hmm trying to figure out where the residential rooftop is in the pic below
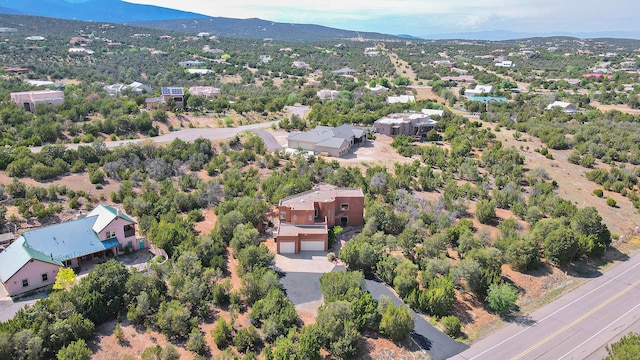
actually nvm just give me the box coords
[280,184,364,210]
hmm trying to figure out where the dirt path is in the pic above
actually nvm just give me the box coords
[388,52,418,84]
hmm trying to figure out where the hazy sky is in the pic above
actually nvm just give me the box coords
[124,0,637,36]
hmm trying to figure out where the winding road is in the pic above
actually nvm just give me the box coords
[451,251,640,360]
[31,121,280,152]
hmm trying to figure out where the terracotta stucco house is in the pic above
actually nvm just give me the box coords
[276,184,364,254]
[0,205,140,297]
[374,112,438,137]
[10,90,64,112]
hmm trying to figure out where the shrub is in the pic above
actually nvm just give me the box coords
[607,197,617,207]
[212,318,232,349]
[114,323,125,343]
[57,339,92,360]
[186,328,208,355]
[440,315,462,337]
[593,189,604,197]
[233,326,260,353]
[486,283,519,314]
[475,199,496,224]
[379,298,414,341]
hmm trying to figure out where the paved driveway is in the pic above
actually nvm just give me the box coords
[366,279,468,360]
[274,252,338,314]
[251,129,284,151]
[275,253,467,359]
[0,289,46,322]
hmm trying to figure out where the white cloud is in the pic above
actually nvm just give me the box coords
[123,0,640,35]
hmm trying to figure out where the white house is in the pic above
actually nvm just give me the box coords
[69,48,94,55]
[387,95,416,104]
[495,60,515,68]
[465,85,494,97]
[546,101,577,113]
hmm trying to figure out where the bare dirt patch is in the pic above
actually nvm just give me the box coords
[194,208,217,235]
[411,87,445,103]
[590,101,640,115]
[90,320,196,360]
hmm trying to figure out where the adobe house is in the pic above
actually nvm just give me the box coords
[374,112,438,137]
[0,205,140,297]
[276,184,364,254]
[10,90,64,112]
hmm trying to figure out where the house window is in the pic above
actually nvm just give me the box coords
[280,211,287,220]
[340,217,348,224]
[22,279,29,288]
[106,230,116,239]
[314,209,319,217]
[124,224,135,238]
[340,203,349,211]
[309,215,313,222]
[42,273,48,282]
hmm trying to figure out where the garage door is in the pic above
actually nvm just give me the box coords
[300,240,325,251]
[279,242,296,254]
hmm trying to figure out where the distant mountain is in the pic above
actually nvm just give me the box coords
[0,0,206,22]
[426,29,640,41]
[130,17,405,42]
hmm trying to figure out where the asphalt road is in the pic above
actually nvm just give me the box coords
[31,121,279,152]
[451,252,640,360]
[366,279,469,360]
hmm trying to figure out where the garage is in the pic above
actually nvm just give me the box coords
[300,240,325,252]
[279,242,296,254]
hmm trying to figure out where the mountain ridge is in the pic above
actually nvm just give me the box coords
[128,17,406,41]
[0,0,207,22]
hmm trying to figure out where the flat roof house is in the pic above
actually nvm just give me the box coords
[276,184,364,254]
[374,112,438,137]
[104,82,151,97]
[0,205,140,297]
[317,89,340,101]
[68,48,94,56]
[10,90,64,112]
[287,124,367,157]
[332,67,356,76]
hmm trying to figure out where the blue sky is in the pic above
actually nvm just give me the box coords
[124,0,638,37]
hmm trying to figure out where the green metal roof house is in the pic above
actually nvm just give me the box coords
[0,205,139,297]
